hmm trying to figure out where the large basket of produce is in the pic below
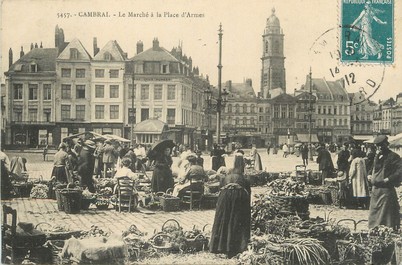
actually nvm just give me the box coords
[35,222,81,240]
[59,186,82,214]
[160,194,181,212]
[308,171,322,186]
[150,233,174,252]
[29,183,49,199]
[270,196,309,215]
[182,229,209,252]
[328,186,339,205]
[95,187,113,210]
[12,181,34,197]
[54,184,68,211]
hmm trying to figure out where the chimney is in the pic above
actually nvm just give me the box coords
[188,56,192,70]
[123,52,128,59]
[227,80,232,91]
[246,78,252,87]
[136,41,143,54]
[93,37,99,56]
[20,46,24,58]
[55,25,59,47]
[30,43,34,50]
[206,75,209,81]
[40,42,43,48]
[152,38,159,50]
[35,43,38,48]
[9,48,13,68]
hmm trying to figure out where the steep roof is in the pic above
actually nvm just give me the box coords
[303,75,348,102]
[130,46,179,62]
[226,81,256,101]
[6,48,58,74]
[133,119,167,134]
[93,40,126,61]
[57,38,91,60]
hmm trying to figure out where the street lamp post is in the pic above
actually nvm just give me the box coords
[308,67,314,161]
[216,23,224,145]
[131,68,135,146]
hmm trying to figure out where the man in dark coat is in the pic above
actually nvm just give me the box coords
[301,144,309,166]
[77,140,96,192]
[316,143,335,185]
[337,143,351,173]
[368,135,402,230]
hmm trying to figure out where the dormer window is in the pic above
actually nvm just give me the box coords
[104,52,111,61]
[70,48,79,59]
[162,64,168,74]
[30,62,37,72]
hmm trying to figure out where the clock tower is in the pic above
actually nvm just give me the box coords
[260,8,286,98]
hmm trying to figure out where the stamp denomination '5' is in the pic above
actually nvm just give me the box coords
[341,0,394,63]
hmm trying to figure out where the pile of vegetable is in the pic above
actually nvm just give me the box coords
[267,178,306,196]
[30,184,49,198]
[80,225,110,239]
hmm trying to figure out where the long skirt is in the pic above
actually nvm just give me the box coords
[209,188,251,257]
[254,154,263,171]
[369,187,400,230]
[151,164,174,193]
[52,166,68,183]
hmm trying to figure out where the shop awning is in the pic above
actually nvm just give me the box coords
[133,119,167,134]
[296,134,319,143]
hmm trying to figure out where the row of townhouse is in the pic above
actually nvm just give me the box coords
[4,26,211,148]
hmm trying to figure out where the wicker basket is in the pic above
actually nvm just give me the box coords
[150,233,174,252]
[336,240,365,264]
[183,234,209,252]
[308,171,322,186]
[318,190,332,205]
[270,195,309,215]
[59,188,82,214]
[328,186,339,206]
[160,195,181,212]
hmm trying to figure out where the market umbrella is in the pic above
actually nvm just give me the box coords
[104,134,131,143]
[389,133,402,147]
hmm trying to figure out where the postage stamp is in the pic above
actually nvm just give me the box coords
[340,0,394,63]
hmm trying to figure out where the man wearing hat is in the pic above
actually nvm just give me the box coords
[368,135,402,230]
[102,139,119,178]
[77,140,96,192]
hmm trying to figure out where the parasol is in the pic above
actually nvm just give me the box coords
[150,139,176,153]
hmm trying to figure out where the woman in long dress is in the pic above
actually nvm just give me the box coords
[151,148,174,193]
[349,150,369,209]
[51,143,70,183]
[250,146,263,171]
[209,152,251,258]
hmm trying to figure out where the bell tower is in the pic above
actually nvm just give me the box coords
[260,8,286,98]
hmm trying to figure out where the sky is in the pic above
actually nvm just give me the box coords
[1,0,401,102]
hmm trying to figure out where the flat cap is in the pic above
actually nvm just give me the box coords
[373,135,388,144]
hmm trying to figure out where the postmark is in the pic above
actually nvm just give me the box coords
[340,0,394,63]
[310,27,386,105]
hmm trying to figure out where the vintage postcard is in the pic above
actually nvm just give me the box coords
[1,0,402,264]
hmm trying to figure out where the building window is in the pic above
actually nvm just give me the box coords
[162,64,168,74]
[228,104,232,113]
[110,105,119,119]
[13,110,22,121]
[43,84,51,100]
[242,117,247,125]
[154,85,163,100]
[76,85,86,99]
[265,41,268,53]
[104,52,111,61]
[61,105,71,120]
[251,105,255,113]
[167,109,175,124]
[61,68,71,77]
[344,119,348,126]
[317,106,321,114]
[128,108,136,124]
[128,84,136,99]
[242,104,247,113]
[235,104,240,114]
[95,85,104,98]
[328,106,332,114]
[274,106,279,118]
[13,84,23,100]
[76,105,85,120]
[141,85,149,100]
[289,108,294,118]
[95,69,104,78]
[251,117,255,125]
[334,106,337,115]
[28,109,37,121]
[339,119,342,125]
[70,48,79,59]
[167,85,176,100]
[334,119,337,126]
[76,69,85,78]
[141,108,149,121]
[109,69,119,78]
[30,63,37,73]
[259,116,263,122]
[323,106,326,114]
[281,106,286,118]
[110,85,119,98]
[61,84,71,99]
[29,84,38,100]
[259,107,263,113]
[43,109,51,122]
[95,105,104,119]
[154,108,162,118]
